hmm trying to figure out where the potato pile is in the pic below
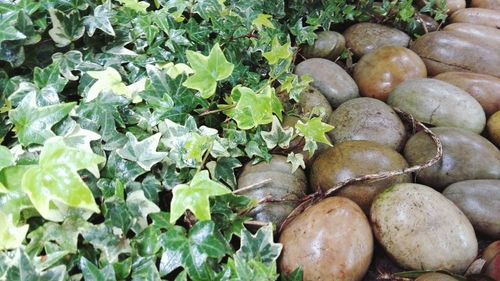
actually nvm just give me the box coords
[237,1,500,280]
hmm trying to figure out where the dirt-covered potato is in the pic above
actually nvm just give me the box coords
[353,46,427,102]
[443,23,500,49]
[434,71,500,117]
[302,31,345,60]
[443,180,500,238]
[237,155,307,227]
[411,31,500,78]
[450,8,500,28]
[279,197,373,281]
[387,78,486,133]
[327,97,407,151]
[310,140,411,213]
[298,86,333,121]
[404,127,500,190]
[371,183,478,273]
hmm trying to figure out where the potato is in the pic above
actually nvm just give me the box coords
[443,180,500,238]
[434,72,500,117]
[344,23,410,58]
[279,197,373,281]
[298,86,333,121]
[302,31,345,60]
[416,273,460,281]
[371,183,478,273]
[310,140,411,213]
[327,97,407,151]
[483,241,500,264]
[237,155,307,227]
[443,23,500,49]
[483,254,500,280]
[471,0,500,10]
[387,78,486,133]
[411,31,500,77]
[353,46,427,102]
[450,8,500,28]
[404,127,500,190]
[487,112,500,147]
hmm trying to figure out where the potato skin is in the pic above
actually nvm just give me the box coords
[450,8,500,28]
[279,197,373,281]
[371,183,478,273]
[471,0,500,10]
[443,23,500,49]
[487,112,500,147]
[415,273,460,281]
[411,31,500,78]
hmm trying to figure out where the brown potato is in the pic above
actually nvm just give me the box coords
[371,183,478,273]
[416,273,460,281]
[450,8,500,28]
[237,155,307,227]
[279,197,373,281]
[483,254,500,280]
[411,31,500,77]
[443,23,500,48]
[327,97,407,151]
[487,112,500,147]
[298,86,333,121]
[302,31,345,60]
[471,0,500,10]
[344,23,410,58]
[443,180,500,238]
[310,140,411,213]
[404,127,500,190]
[353,46,426,102]
[434,72,500,117]
[483,241,500,264]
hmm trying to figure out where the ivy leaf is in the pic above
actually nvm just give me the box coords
[9,92,75,146]
[80,257,117,281]
[170,170,231,223]
[118,0,150,13]
[159,221,228,279]
[0,146,14,171]
[86,67,146,103]
[286,152,305,173]
[262,37,292,65]
[182,43,234,99]
[261,116,293,149]
[289,19,318,45]
[126,190,161,233]
[0,211,29,250]
[252,14,274,30]
[33,63,68,93]
[21,137,105,221]
[0,249,68,281]
[0,12,27,44]
[48,8,84,47]
[117,132,167,171]
[295,117,333,145]
[84,1,115,37]
[213,157,241,188]
[82,224,132,263]
[62,124,101,154]
[226,86,276,130]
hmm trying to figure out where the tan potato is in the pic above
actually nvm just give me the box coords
[443,180,500,238]
[434,72,500,117]
[404,127,500,190]
[298,86,333,121]
[279,197,373,281]
[483,241,500,264]
[471,0,500,10]
[371,183,478,273]
[450,8,500,28]
[302,31,345,60]
[327,97,407,151]
[411,31,500,78]
[416,273,460,281]
[487,112,500,147]
[310,140,411,213]
[344,23,410,58]
[387,78,486,133]
[354,46,427,102]
[237,155,307,227]
[443,23,500,48]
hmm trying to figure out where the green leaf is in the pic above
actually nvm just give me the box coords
[0,12,27,44]
[212,157,241,188]
[21,137,105,221]
[0,146,14,171]
[86,67,146,103]
[183,43,234,99]
[0,211,29,250]
[295,117,333,146]
[170,170,231,223]
[260,116,293,149]
[289,19,318,45]
[159,221,228,279]
[0,249,68,281]
[33,64,68,93]
[48,8,84,47]
[117,132,167,171]
[252,14,274,30]
[226,86,275,130]
[80,257,117,281]
[126,190,161,233]
[84,1,115,37]
[82,224,132,263]
[118,0,150,13]
[9,92,75,146]
[286,152,305,173]
[262,37,292,65]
